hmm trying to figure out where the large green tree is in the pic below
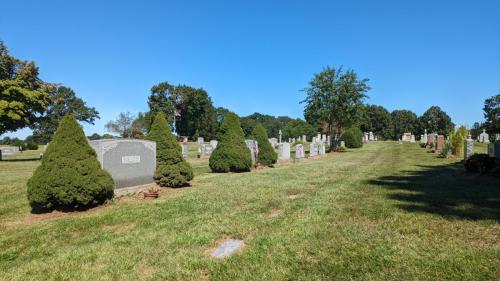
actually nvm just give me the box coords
[419,106,454,135]
[360,104,393,140]
[391,110,419,139]
[240,113,292,139]
[31,86,99,143]
[148,82,178,129]
[482,93,499,135]
[282,119,316,140]
[302,66,370,147]
[175,86,217,140]
[0,41,50,134]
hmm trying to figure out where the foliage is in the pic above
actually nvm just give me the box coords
[175,86,217,140]
[451,126,468,156]
[148,82,177,128]
[302,66,370,141]
[209,112,252,172]
[340,126,363,148]
[482,93,499,135]
[215,107,232,129]
[464,154,496,173]
[105,112,144,138]
[88,133,102,140]
[0,41,51,134]
[391,110,419,139]
[240,113,292,139]
[419,106,454,135]
[360,104,393,140]
[282,119,316,140]
[470,122,483,140]
[27,115,114,210]
[251,124,277,166]
[146,112,193,187]
[32,86,99,143]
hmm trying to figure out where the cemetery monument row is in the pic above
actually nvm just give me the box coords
[90,139,156,189]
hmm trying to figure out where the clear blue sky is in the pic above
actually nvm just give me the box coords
[2,0,499,138]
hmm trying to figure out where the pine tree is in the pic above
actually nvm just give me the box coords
[146,112,193,187]
[209,112,252,172]
[27,115,114,210]
[251,123,277,166]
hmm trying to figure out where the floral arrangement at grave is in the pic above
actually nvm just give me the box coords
[27,115,114,210]
[209,112,252,172]
[146,112,193,187]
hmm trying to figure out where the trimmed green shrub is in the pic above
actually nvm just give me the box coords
[340,127,363,148]
[251,124,277,167]
[146,112,193,187]
[209,112,252,172]
[26,141,38,150]
[464,154,496,173]
[27,115,114,210]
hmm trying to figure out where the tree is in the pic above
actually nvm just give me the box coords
[148,82,178,129]
[391,110,419,139]
[146,112,193,187]
[215,107,231,129]
[27,115,114,210]
[451,125,468,157]
[470,122,483,140]
[419,106,454,135]
[31,86,99,143]
[302,66,370,147]
[240,113,291,139]
[340,126,363,148]
[251,124,277,166]
[240,117,257,137]
[482,93,499,135]
[209,112,252,172]
[360,104,393,140]
[282,119,316,140]
[105,112,144,138]
[175,86,217,140]
[0,41,53,134]
[88,133,102,140]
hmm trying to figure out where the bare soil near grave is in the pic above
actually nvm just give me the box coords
[0,142,498,280]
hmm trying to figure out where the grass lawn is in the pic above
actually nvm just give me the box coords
[0,142,498,280]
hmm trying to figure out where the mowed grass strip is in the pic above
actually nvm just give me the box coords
[0,142,498,280]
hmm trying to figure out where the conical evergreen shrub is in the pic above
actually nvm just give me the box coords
[146,112,193,187]
[251,123,277,167]
[209,112,252,172]
[27,115,114,210]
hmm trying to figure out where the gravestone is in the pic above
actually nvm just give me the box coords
[295,144,305,160]
[211,239,244,259]
[181,142,189,159]
[309,142,319,157]
[268,138,278,148]
[210,140,218,149]
[435,135,445,154]
[0,146,19,156]
[278,142,290,161]
[321,134,326,143]
[464,137,474,160]
[198,144,214,158]
[369,132,374,141]
[422,129,428,144]
[245,140,259,165]
[90,139,156,189]
[410,135,415,143]
[427,133,436,146]
[340,141,345,148]
[495,141,500,163]
[327,135,331,144]
[197,137,204,145]
[402,133,412,142]
[303,135,307,142]
[479,129,489,143]
[488,142,495,157]
[319,142,326,155]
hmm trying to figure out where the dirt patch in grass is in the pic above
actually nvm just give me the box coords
[199,269,211,280]
[137,262,155,279]
[267,208,283,218]
[101,222,137,234]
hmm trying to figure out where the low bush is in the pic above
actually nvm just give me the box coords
[146,112,193,187]
[209,113,252,172]
[27,115,114,210]
[464,154,496,173]
[340,127,363,148]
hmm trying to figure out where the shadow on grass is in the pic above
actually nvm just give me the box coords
[367,162,500,221]
[1,158,41,162]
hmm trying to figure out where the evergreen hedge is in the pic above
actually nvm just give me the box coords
[340,127,363,148]
[147,112,193,187]
[27,115,114,210]
[251,123,277,166]
[209,112,252,172]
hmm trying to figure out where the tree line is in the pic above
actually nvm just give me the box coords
[2,39,498,144]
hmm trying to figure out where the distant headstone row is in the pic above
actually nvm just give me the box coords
[196,137,218,158]
[363,131,378,143]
